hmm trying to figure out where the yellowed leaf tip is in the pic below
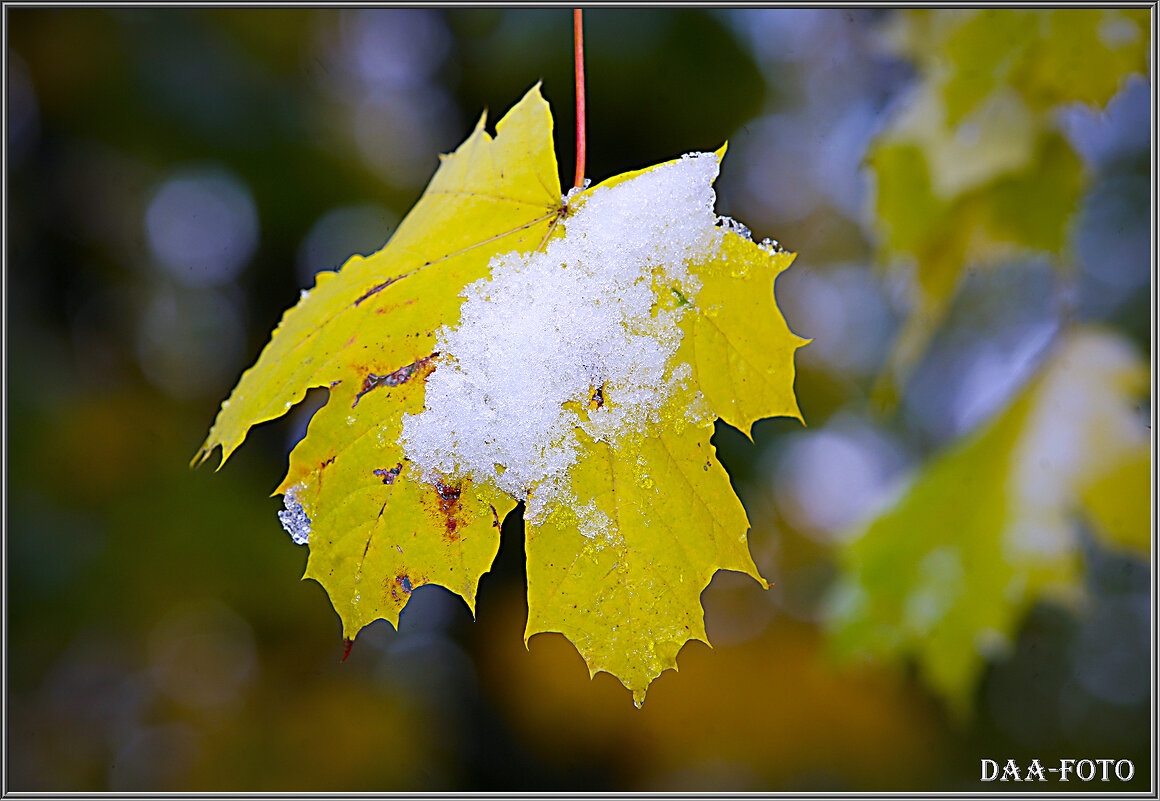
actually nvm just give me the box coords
[190,442,223,471]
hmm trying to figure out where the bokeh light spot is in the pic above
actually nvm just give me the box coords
[145,167,259,287]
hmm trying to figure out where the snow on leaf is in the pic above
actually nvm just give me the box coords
[195,83,557,635]
[687,232,805,438]
[275,365,518,635]
[525,406,765,708]
[193,83,562,468]
[826,327,1149,716]
[403,149,805,704]
[196,85,806,704]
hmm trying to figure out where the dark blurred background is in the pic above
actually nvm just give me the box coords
[7,8,1151,791]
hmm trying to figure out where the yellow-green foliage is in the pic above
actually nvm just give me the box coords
[828,328,1150,715]
[870,8,1149,380]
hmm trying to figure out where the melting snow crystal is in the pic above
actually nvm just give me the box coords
[278,485,312,545]
[400,152,725,528]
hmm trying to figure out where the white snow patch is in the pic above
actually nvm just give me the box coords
[400,153,724,532]
[575,501,624,553]
[278,484,312,545]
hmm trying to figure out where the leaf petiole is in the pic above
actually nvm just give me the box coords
[573,8,586,190]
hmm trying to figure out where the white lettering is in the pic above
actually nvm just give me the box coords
[980,757,1133,783]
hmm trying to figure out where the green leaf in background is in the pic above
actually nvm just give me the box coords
[897,9,1149,126]
[869,8,1148,389]
[983,132,1084,253]
[826,327,1149,715]
[1013,10,1150,113]
[1082,448,1152,555]
[868,124,1085,376]
[941,11,1041,127]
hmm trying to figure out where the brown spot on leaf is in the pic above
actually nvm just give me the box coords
[341,638,354,662]
[435,481,462,542]
[373,463,403,485]
[588,383,605,410]
[351,355,437,408]
[318,454,336,490]
[489,503,499,528]
[354,278,399,307]
[386,572,414,603]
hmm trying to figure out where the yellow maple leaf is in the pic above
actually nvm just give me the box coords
[196,84,807,704]
[193,84,563,467]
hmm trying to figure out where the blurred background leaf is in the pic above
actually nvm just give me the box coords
[826,327,1149,716]
[868,8,1149,388]
[7,8,1151,791]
